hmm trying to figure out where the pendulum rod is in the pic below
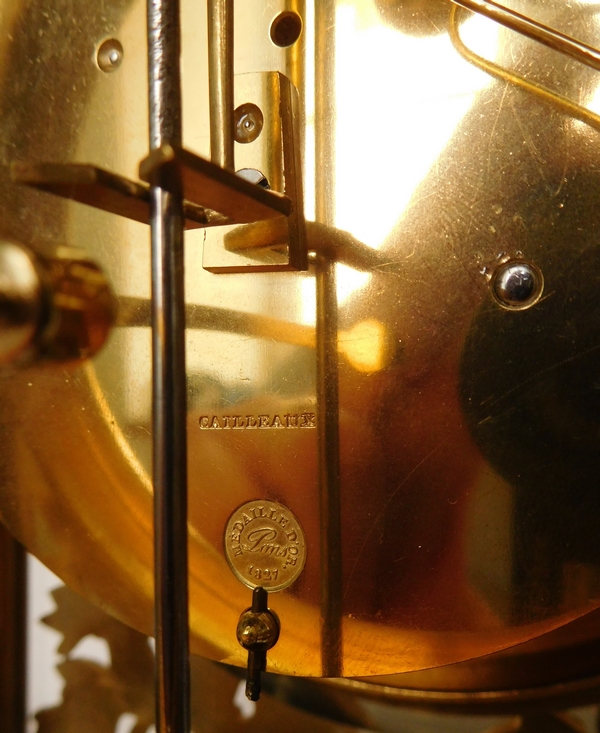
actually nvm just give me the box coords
[147,0,191,730]
[208,0,235,170]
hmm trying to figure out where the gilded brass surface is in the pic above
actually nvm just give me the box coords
[4,0,600,683]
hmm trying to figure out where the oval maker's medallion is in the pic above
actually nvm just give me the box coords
[224,500,306,592]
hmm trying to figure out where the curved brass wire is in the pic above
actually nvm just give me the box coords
[451,0,600,71]
[449,4,600,134]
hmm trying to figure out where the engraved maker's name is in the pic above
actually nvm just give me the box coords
[199,412,316,430]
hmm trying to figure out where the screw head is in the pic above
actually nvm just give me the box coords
[96,38,124,73]
[234,103,264,144]
[492,260,543,310]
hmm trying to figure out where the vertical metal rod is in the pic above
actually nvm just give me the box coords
[285,0,306,110]
[208,0,235,170]
[285,0,306,171]
[0,525,26,732]
[314,0,343,677]
[147,0,190,730]
[316,255,343,677]
[314,0,335,227]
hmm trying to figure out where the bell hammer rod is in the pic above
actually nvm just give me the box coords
[147,0,191,729]
[208,0,235,170]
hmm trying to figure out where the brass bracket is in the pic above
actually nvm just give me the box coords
[202,71,307,273]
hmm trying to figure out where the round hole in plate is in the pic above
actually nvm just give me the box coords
[270,11,303,48]
[236,169,270,189]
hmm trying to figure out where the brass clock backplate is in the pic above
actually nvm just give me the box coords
[2,0,600,680]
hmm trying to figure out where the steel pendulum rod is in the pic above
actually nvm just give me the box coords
[147,0,190,730]
[207,0,235,170]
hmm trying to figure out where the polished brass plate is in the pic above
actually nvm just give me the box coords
[3,0,600,682]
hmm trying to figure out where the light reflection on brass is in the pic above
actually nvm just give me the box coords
[337,319,393,374]
[224,220,391,272]
[5,0,600,691]
[117,295,391,375]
